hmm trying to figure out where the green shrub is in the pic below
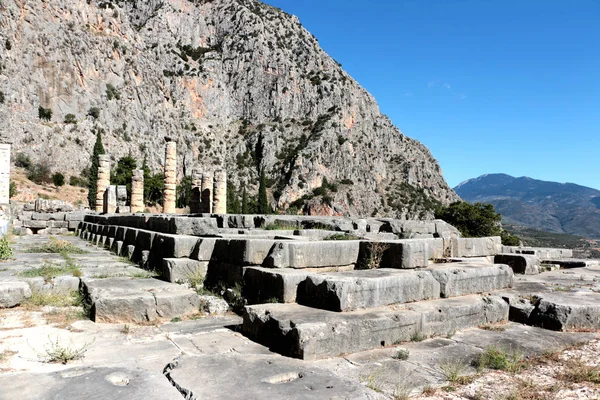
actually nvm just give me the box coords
[341,179,354,185]
[87,107,100,120]
[105,84,120,100]
[52,172,65,187]
[435,201,520,246]
[9,181,16,198]
[38,106,52,121]
[69,175,88,188]
[0,237,13,260]
[64,114,77,124]
[0,91,4,104]
[27,161,52,184]
[14,152,32,169]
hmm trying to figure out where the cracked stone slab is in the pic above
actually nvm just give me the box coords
[0,281,32,308]
[0,367,182,400]
[81,277,200,323]
[164,353,385,400]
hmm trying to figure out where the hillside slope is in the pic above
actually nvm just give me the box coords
[0,0,458,216]
[455,174,600,239]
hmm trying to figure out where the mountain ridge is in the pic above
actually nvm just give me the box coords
[0,0,458,217]
[455,173,600,239]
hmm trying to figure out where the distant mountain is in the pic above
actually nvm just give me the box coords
[455,174,600,239]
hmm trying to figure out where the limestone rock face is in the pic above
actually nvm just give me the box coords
[0,0,459,217]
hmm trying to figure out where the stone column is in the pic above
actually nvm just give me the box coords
[163,141,177,214]
[0,144,10,204]
[189,170,202,214]
[96,155,110,212]
[213,170,227,214]
[103,185,117,214]
[130,169,144,213]
[200,172,213,214]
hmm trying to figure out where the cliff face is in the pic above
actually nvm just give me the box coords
[0,0,458,217]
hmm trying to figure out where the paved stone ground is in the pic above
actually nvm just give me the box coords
[0,234,599,399]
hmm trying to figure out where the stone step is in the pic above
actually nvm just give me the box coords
[242,295,509,360]
[495,253,540,275]
[81,277,200,323]
[161,258,208,283]
[425,263,514,298]
[243,267,312,304]
[296,268,440,312]
[541,259,600,269]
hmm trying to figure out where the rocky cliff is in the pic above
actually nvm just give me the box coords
[0,0,458,217]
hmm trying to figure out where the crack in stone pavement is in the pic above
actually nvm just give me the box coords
[163,357,196,400]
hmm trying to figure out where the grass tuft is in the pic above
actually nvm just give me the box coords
[475,345,524,373]
[42,335,91,364]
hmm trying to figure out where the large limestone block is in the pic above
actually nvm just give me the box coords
[297,269,440,311]
[161,258,208,283]
[190,238,217,261]
[243,295,508,360]
[169,217,218,236]
[212,239,276,266]
[495,254,540,275]
[243,267,311,304]
[0,282,32,308]
[153,233,200,258]
[452,237,502,257]
[425,263,514,298]
[263,241,360,269]
[529,292,600,331]
[82,277,200,323]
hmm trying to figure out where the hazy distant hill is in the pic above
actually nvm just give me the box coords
[455,174,600,239]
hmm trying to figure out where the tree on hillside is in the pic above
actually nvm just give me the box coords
[87,128,105,208]
[257,168,270,214]
[111,154,137,203]
[241,187,249,214]
[176,175,192,208]
[142,156,164,206]
[435,201,520,245]
[227,182,241,214]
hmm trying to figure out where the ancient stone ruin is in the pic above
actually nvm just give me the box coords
[2,142,600,398]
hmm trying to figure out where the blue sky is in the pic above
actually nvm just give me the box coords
[263,0,600,190]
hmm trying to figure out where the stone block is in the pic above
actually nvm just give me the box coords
[297,269,440,311]
[263,241,360,269]
[68,220,81,230]
[49,220,68,229]
[31,213,51,221]
[82,277,200,323]
[495,254,540,275]
[153,234,200,258]
[161,258,208,283]
[528,292,600,331]
[190,238,217,261]
[243,267,311,304]
[0,282,32,308]
[212,239,275,266]
[452,237,502,257]
[65,212,88,221]
[169,217,218,236]
[243,295,508,360]
[22,220,49,229]
[425,263,514,298]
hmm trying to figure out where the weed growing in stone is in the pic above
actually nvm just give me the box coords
[25,290,83,308]
[324,233,359,241]
[392,348,410,360]
[440,359,470,383]
[0,237,13,260]
[121,324,131,334]
[556,359,600,384]
[26,237,87,254]
[42,335,91,364]
[410,331,427,342]
[475,345,524,373]
[20,262,81,281]
[357,242,390,269]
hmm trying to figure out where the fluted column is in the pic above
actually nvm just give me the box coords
[96,155,110,213]
[163,141,177,214]
[130,169,144,213]
[213,170,227,214]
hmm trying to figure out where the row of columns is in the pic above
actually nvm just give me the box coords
[95,142,227,215]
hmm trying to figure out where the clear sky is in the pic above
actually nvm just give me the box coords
[262,0,600,190]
